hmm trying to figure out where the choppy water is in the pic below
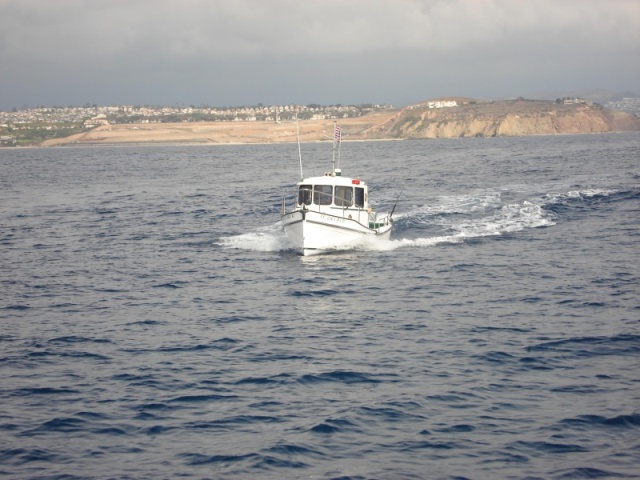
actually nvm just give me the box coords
[1,133,639,479]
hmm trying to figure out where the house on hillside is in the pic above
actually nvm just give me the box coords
[428,100,458,109]
[84,114,109,128]
[0,135,16,146]
[560,97,592,106]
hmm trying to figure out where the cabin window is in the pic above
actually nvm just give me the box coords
[314,185,333,205]
[298,185,312,205]
[335,186,353,207]
[354,187,365,207]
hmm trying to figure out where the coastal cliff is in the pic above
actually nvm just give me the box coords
[365,99,640,139]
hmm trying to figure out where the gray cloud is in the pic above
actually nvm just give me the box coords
[1,0,638,109]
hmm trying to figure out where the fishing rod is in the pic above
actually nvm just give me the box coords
[390,183,405,219]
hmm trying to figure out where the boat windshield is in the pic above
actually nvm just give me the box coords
[298,184,365,208]
[314,185,332,205]
[335,186,353,207]
[298,185,312,205]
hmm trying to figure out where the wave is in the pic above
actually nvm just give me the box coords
[527,334,640,357]
[543,188,639,217]
[551,467,632,479]
[556,413,640,430]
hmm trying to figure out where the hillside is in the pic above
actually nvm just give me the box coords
[364,99,640,140]
[39,99,640,146]
[40,110,399,146]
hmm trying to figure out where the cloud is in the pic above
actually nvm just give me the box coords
[4,0,639,57]
[0,0,638,108]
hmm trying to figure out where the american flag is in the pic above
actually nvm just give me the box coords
[334,124,341,144]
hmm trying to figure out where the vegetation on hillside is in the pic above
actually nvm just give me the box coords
[0,122,88,146]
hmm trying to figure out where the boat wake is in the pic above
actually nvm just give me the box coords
[217,188,624,254]
[217,223,288,252]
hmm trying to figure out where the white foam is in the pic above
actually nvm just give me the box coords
[389,234,466,249]
[452,201,555,238]
[401,192,502,220]
[217,223,290,252]
[545,188,617,203]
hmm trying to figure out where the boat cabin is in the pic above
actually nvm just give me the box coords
[296,174,368,210]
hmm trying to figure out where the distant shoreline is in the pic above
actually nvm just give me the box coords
[2,99,637,148]
[4,131,639,150]
[7,132,637,150]
[37,137,405,148]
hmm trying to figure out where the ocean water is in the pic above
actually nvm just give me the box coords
[0,133,639,480]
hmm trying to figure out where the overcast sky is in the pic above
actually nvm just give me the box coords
[1,0,639,110]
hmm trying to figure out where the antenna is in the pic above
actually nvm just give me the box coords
[336,123,342,170]
[296,112,303,180]
[332,122,341,175]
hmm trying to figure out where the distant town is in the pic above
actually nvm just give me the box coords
[0,103,393,146]
[604,96,640,115]
[1,102,394,125]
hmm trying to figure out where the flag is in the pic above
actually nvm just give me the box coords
[334,124,341,144]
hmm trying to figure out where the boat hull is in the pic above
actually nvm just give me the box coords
[282,209,391,255]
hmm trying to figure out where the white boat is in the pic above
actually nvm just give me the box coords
[281,123,393,255]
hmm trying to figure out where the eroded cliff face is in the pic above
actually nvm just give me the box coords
[369,100,640,139]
